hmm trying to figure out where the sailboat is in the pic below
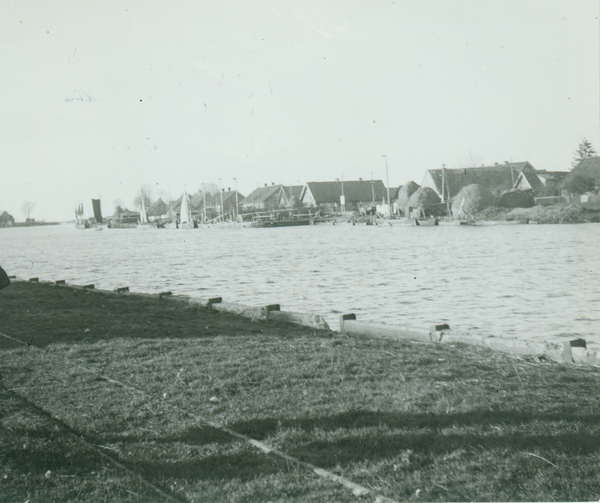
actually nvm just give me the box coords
[179,191,197,229]
[137,197,157,229]
[91,199,107,230]
[164,201,178,229]
[74,203,90,229]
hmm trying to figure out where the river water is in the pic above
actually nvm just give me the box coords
[1,223,598,344]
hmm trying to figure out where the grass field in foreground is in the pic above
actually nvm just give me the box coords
[1,281,600,502]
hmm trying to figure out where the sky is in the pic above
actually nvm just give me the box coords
[1,0,599,222]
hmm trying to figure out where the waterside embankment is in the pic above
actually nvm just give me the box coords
[2,280,600,502]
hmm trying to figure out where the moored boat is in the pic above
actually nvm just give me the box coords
[178,190,197,229]
[137,197,157,230]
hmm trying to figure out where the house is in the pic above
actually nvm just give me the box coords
[0,211,15,227]
[558,156,600,195]
[147,198,168,219]
[214,190,245,219]
[513,170,568,197]
[281,185,305,208]
[110,207,140,227]
[422,162,537,200]
[241,184,286,211]
[301,179,388,212]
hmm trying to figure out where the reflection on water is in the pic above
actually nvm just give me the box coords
[1,223,599,341]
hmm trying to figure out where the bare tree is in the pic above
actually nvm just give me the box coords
[21,201,36,221]
[134,185,154,211]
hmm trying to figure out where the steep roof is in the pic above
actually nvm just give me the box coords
[425,162,536,198]
[282,185,304,200]
[220,191,245,205]
[558,157,600,189]
[516,171,545,193]
[244,184,284,204]
[148,198,167,217]
[306,180,388,204]
[0,211,14,222]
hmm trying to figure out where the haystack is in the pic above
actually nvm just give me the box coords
[498,190,535,209]
[407,187,441,216]
[451,184,497,217]
[397,181,420,215]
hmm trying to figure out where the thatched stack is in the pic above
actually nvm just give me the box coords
[498,190,535,209]
[407,187,441,216]
[397,181,420,215]
[451,184,497,217]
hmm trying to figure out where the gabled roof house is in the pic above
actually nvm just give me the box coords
[242,184,286,210]
[422,162,537,199]
[558,157,600,195]
[514,170,568,197]
[0,211,15,227]
[301,179,388,210]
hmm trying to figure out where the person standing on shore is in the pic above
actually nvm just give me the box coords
[0,266,10,290]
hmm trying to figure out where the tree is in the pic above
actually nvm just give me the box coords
[572,138,597,169]
[21,201,36,221]
[562,175,596,196]
[134,185,154,211]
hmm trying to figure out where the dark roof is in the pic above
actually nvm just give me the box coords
[306,180,388,203]
[220,191,245,205]
[426,162,536,198]
[282,185,304,200]
[244,185,284,204]
[517,171,545,193]
[388,187,401,200]
[0,211,14,222]
[558,157,600,189]
[148,198,168,217]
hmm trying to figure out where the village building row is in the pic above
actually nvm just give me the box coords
[106,156,600,225]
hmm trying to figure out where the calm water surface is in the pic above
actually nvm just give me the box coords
[1,223,598,341]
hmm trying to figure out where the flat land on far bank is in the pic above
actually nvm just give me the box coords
[1,282,600,502]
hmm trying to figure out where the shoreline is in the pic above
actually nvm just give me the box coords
[7,276,600,367]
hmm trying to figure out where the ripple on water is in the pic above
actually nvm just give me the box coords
[1,224,599,341]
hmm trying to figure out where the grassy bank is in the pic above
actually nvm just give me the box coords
[1,282,600,502]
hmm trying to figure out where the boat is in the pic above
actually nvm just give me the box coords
[91,199,107,230]
[163,201,178,229]
[74,203,90,229]
[137,197,157,230]
[412,217,439,226]
[178,191,197,229]
[249,209,313,228]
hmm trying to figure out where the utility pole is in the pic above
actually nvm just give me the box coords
[370,171,375,203]
[218,178,224,222]
[201,183,207,223]
[383,155,391,218]
[233,178,239,221]
[340,173,345,215]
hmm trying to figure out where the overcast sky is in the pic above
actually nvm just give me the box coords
[1,0,598,221]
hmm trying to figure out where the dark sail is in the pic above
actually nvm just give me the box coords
[92,199,103,223]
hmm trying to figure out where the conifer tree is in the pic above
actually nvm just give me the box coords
[572,138,597,169]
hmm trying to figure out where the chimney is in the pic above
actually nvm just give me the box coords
[272,182,274,185]
[264,183,267,187]
[228,187,231,191]
[359,177,363,181]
